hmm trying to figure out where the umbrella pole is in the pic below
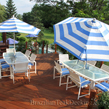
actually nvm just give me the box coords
[13,33,15,55]
[85,46,89,69]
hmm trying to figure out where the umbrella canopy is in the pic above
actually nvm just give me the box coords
[0,16,41,34]
[0,16,41,50]
[54,17,109,61]
[0,38,19,45]
[26,34,38,37]
[7,38,19,44]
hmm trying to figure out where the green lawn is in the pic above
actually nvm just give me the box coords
[19,29,54,44]
[42,29,54,44]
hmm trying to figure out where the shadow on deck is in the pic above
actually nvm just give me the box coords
[0,53,93,109]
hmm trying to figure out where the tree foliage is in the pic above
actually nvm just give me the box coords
[30,1,71,28]
[5,0,20,39]
[5,0,17,19]
[0,4,6,23]
[23,12,32,24]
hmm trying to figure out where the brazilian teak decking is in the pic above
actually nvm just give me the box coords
[0,53,94,109]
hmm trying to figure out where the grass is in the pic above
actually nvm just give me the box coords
[19,28,54,44]
[42,29,54,44]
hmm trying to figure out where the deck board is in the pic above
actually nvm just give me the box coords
[0,53,92,109]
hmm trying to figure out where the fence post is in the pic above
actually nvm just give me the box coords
[26,41,27,49]
[87,89,96,109]
[42,41,44,54]
[100,61,104,68]
[2,33,6,43]
[46,44,48,54]
[7,40,9,48]
[55,44,57,54]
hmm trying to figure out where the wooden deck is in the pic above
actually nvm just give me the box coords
[0,53,92,109]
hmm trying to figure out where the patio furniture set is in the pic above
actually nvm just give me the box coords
[0,49,37,84]
[53,54,109,100]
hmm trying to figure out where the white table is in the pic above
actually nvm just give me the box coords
[62,60,109,89]
[3,52,29,78]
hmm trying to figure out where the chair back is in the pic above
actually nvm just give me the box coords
[25,50,31,58]
[69,70,80,87]
[6,48,16,53]
[14,63,29,73]
[101,64,109,72]
[87,61,96,66]
[59,54,69,62]
[54,61,62,72]
[30,53,37,62]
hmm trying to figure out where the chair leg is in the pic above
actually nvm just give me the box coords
[0,68,2,79]
[26,70,28,77]
[27,69,30,82]
[53,67,55,79]
[66,76,70,90]
[10,66,13,79]
[78,87,81,100]
[35,61,36,74]
[29,69,30,82]
[13,72,15,84]
[59,75,62,86]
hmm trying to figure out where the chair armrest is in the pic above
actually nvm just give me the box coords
[62,70,69,73]
[80,79,90,84]
[96,82,109,91]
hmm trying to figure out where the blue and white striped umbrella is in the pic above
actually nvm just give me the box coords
[54,17,109,61]
[0,16,41,35]
[0,16,41,50]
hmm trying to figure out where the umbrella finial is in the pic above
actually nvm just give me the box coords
[92,18,96,23]
[12,15,14,18]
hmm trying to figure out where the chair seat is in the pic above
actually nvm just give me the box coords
[61,68,70,76]
[95,82,109,92]
[0,59,5,63]
[80,77,91,87]
[2,63,10,69]
[60,63,62,65]
[28,62,34,66]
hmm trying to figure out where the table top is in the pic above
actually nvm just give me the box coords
[3,52,29,65]
[62,60,109,82]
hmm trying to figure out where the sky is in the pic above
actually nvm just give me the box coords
[0,0,36,15]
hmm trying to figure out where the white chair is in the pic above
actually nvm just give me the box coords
[6,48,16,53]
[12,63,30,84]
[58,54,69,64]
[66,69,91,100]
[101,64,109,72]
[87,61,96,66]
[100,64,109,82]
[95,81,109,93]
[0,63,10,79]
[25,50,31,59]
[53,61,70,86]
[28,53,37,74]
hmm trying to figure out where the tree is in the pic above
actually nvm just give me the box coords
[5,0,20,39]
[31,4,44,39]
[0,4,6,23]
[23,12,32,24]
[5,0,17,19]
[16,14,22,20]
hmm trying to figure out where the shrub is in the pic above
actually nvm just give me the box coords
[97,92,109,109]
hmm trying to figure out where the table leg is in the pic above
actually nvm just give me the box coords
[90,81,95,89]
[10,65,13,79]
